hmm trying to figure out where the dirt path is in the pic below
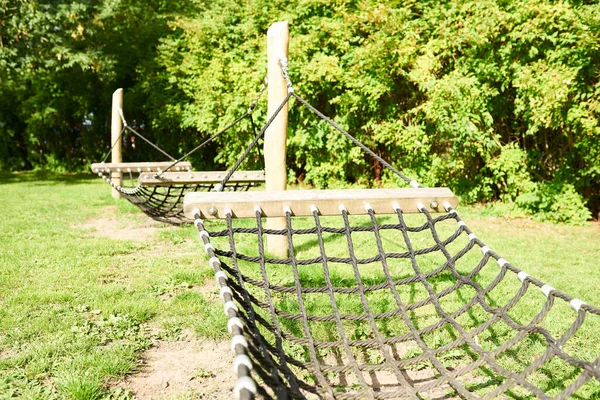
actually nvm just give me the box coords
[120,338,235,399]
[76,206,175,241]
[77,207,235,398]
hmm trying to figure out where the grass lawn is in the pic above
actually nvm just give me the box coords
[0,172,599,399]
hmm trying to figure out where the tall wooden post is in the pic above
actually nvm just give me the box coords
[265,21,289,257]
[111,88,123,199]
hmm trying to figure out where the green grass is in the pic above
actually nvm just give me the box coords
[0,172,599,399]
[0,172,223,399]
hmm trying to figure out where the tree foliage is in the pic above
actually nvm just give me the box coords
[0,0,183,170]
[1,0,599,223]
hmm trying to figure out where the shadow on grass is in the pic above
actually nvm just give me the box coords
[0,171,98,186]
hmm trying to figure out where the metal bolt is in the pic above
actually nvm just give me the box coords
[208,207,218,216]
[430,200,439,209]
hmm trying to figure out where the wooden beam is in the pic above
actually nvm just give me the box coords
[138,170,265,187]
[111,89,123,199]
[183,188,458,219]
[91,162,192,174]
[265,21,290,257]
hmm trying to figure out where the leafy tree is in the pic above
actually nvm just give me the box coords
[143,0,598,222]
[0,0,188,170]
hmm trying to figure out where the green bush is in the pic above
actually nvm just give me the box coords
[517,181,592,225]
[472,143,535,203]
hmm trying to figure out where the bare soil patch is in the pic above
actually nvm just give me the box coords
[76,206,174,241]
[121,338,234,399]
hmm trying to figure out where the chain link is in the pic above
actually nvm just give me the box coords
[279,57,294,93]
[248,75,268,113]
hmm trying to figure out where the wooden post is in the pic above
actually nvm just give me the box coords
[265,21,289,258]
[111,88,123,199]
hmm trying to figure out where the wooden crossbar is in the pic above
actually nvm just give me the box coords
[183,188,458,219]
[91,162,192,174]
[138,171,265,187]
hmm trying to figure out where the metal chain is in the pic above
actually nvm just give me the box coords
[279,58,294,93]
[248,75,268,113]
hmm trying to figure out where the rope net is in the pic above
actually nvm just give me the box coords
[189,74,600,399]
[98,170,256,224]
[196,204,600,399]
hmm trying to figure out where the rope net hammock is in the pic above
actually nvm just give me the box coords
[187,68,600,399]
[93,82,267,224]
[95,163,258,224]
[98,172,256,224]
